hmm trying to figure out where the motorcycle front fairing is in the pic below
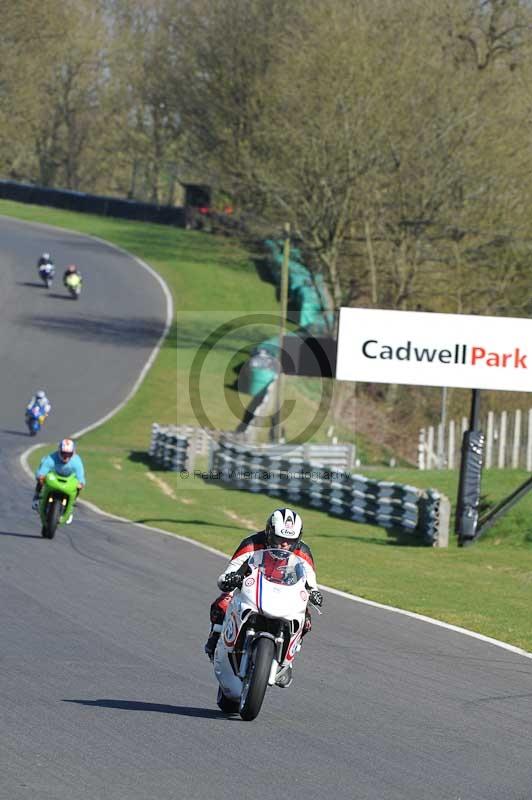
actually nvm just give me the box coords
[65,274,81,292]
[27,406,41,420]
[214,591,244,701]
[214,549,309,701]
[40,471,79,524]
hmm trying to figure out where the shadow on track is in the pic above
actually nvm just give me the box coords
[0,429,32,437]
[19,313,164,346]
[133,517,237,530]
[64,698,226,719]
[0,529,42,539]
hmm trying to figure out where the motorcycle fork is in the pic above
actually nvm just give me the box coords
[45,492,69,517]
[267,635,286,685]
[237,628,255,679]
[238,629,285,684]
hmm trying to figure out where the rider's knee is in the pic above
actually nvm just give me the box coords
[209,592,232,624]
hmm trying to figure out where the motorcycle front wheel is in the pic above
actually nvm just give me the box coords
[43,498,61,539]
[239,637,275,721]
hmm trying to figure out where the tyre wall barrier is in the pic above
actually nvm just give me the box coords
[149,423,189,471]
[208,440,449,546]
[149,431,450,546]
[149,423,451,547]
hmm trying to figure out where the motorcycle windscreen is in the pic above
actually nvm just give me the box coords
[248,549,306,586]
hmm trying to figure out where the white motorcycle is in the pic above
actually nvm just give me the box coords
[213,548,318,721]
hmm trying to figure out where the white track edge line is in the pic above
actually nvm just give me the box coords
[14,214,531,662]
[320,585,532,659]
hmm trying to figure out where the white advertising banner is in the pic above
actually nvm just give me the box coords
[336,308,532,392]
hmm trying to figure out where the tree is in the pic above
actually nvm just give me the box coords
[105,0,186,203]
[0,0,66,178]
[175,0,296,198]
[176,0,532,320]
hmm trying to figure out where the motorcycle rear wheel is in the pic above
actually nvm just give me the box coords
[43,498,61,539]
[239,637,275,721]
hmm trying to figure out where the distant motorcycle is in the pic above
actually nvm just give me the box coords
[65,272,82,299]
[38,471,79,539]
[38,262,55,289]
[25,405,46,436]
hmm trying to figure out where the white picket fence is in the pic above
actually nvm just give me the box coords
[419,409,532,471]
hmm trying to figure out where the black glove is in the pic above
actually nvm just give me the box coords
[309,589,323,608]
[220,572,243,592]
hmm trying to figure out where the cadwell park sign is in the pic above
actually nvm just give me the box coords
[336,308,532,393]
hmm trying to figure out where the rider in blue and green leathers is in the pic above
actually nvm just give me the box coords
[32,438,86,524]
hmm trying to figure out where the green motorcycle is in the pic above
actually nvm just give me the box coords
[65,272,82,299]
[39,471,79,539]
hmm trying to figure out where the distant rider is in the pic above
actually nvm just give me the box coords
[37,252,54,270]
[32,438,86,525]
[63,263,83,287]
[25,389,51,421]
[37,252,55,280]
[204,508,323,686]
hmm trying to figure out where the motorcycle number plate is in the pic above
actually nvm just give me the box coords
[223,612,238,647]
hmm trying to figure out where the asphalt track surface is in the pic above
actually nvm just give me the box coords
[1,215,532,800]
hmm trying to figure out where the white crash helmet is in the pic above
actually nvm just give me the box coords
[36,390,46,399]
[265,508,303,550]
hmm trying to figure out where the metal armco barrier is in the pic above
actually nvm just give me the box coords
[224,440,356,470]
[210,440,450,546]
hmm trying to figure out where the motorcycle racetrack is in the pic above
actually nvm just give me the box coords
[1,215,531,800]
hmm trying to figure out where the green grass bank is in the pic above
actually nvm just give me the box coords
[3,199,531,653]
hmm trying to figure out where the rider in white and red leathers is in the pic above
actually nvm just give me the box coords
[204,507,323,660]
